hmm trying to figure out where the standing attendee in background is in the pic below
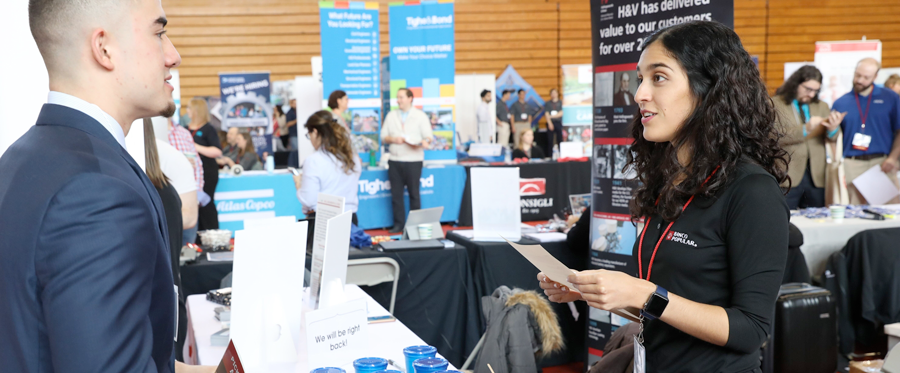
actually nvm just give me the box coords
[774,65,844,209]
[544,88,564,150]
[161,117,204,246]
[613,72,636,106]
[278,104,290,151]
[273,105,286,151]
[476,89,494,143]
[510,89,533,148]
[297,111,362,223]
[381,88,433,233]
[831,58,900,204]
[328,90,352,130]
[286,98,299,167]
[0,0,213,370]
[539,21,789,373]
[884,74,900,96]
[512,129,546,160]
[142,118,191,363]
[496,89,512,147]
[220,132,263,171]
[188,97,223,233]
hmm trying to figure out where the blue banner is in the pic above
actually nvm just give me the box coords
[214,172,304,233]
[320,1,382,161]
[357,165,466,229]
[389,1,456,161]
[219,72,273,159]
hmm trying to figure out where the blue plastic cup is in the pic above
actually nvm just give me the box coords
[372,371,402,373]
[403,345,437,373]
[413,357,449,373]
[353,357,389,373]
[311,368,345,373]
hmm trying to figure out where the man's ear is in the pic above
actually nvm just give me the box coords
[90,29,115,71]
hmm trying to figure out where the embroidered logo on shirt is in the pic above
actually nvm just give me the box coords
[875,99,884,104]
[665,231,697,247]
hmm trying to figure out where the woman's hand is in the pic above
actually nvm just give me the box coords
[537,272,583,303]
[567,269,656,311]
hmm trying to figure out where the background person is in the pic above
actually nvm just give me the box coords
[884,74,900,96]
[188,97,223,232]
[286,98,299,167]
[296,111,362,223]
[381,88,433,233]
[476,89,494,143]
[165,115,204,245]
[496,89,512,147]
[217,126,240,164]
[539,21,789,373]
[774,65,844,209]
[328,89,352,129]
[509,89,533,148]
[512,129,546,160]
[544,88,563,150]
[220,132,262,171]
[831,58,900,204]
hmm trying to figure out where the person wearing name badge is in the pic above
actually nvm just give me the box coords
[830,58,900,205]
[297,111,362,225]
[496,89,513,147]
[774,65,844,209]
[510,89,533,148]
[0,0,217,371]
[381,88,433,233]
[613,72,636,107]
[544,88,564,149]
[538,21,789,373]
[476,89,495,143]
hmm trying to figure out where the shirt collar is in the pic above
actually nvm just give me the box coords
[47,91,127,149]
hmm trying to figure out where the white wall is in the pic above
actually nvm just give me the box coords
[0,1,49,157]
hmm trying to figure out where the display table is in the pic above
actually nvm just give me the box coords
[791,215,900,276]
[185,285,456,370]
[179,246,480,367]
[446,231,588,367]
[357,165,467,229]
[457,160,591,225]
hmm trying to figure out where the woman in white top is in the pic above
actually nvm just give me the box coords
[297,110,362,224]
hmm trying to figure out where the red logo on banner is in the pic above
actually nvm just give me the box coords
[666,231,674,241]
[519,178,547,196]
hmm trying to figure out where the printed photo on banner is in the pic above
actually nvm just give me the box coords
[349,108,380,133]
[270,80,294,107]
[562,64,593,127]
[593,145,636,180]
[565,126,591,143]
[430,131,454,151]
[590,217,636,256]
[425,108,454,131]
[612,71,638,107]
[593,72,614,107]
[219,72,274,158]
[569,193,592,215]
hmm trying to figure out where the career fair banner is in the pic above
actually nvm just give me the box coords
[814,40,882,107]
[388,0,456,161]
[587,0,733,366]
[319,1,382,163]
[561,64,593,155]
[219,72,274,160]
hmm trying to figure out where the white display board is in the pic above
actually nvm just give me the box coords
[294,75,322,166]
[230,220,308,372]
[471,167,521,241]
[455,74,497,144]
[814,40,882,107]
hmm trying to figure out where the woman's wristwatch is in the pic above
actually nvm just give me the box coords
[641,285,669,320]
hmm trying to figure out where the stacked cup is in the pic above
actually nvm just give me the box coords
[830,205,846,222]
[353,357,389,373]
[417,224,433,240]
[403,346,437,373]
[311,369,345,373]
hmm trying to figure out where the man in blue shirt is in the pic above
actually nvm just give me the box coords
[831,58,900,204]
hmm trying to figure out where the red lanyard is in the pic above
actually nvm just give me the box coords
[855,91,873,131]
[637,166,720,281]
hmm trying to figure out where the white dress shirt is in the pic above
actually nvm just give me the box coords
[298,148,362,214]
[476,101,495,143]
[47,91,127,148]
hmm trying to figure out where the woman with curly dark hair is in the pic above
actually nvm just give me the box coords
[540,21,789,372]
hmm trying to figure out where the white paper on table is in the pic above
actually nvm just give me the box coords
[318,211,353,309]
[559,141,585,158]
[304,298,368,370]
[472,167,521,241]
[206,252,234,262]
[242,216,296,231]
[851,165,900,205]
[523,232,568,242]
[309,194,346,309]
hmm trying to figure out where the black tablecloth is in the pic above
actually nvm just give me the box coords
[179,246,481,367]
[458,161,591,225]
[446,232,589,367]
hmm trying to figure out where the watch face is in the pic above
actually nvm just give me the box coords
[645,293,669,318]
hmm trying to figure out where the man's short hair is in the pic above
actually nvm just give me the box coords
[549,88,558,95]
[398,88,414,99]
[517,89,526,94]
[29,0,127,64]
[480,89,491,98]
[502,90,511,96]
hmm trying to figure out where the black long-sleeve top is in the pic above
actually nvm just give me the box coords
[635,161,788,373]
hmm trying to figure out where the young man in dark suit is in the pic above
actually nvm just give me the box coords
[0,0,212,372]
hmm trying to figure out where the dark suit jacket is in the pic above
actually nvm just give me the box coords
[613,90,635,106]
[0,104,175,372]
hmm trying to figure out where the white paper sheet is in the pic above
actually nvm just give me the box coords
[309,194,346,309]
[851,165,900,205]
[523,232,568,242]
[472,167,521,241]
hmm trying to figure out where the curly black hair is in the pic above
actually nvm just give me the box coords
[774,65,823,105]
[626,21,789,222]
